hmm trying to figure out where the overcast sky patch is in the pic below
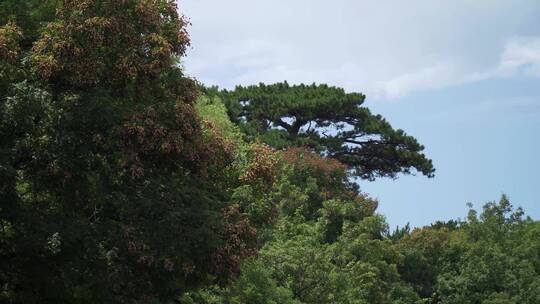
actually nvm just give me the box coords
[182,0,540,100]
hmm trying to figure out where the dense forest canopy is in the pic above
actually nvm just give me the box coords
[0,1,537,303]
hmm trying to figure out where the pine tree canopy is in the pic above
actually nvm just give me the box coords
[210,82,435,180]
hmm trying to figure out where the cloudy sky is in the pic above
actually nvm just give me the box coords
[181,0,540,227]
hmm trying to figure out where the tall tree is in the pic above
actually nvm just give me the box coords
[0,1,246,302]
[210,82,434,180]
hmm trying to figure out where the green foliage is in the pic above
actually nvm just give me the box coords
[1,2,538,304]
[245,211,422,304]
[396,196,540,304]
[213,194,538,304]
[225,260,300,304]
[433,196,540,304]
[209,82,435,180]
[196,148,418,304]
[196,95,243,143]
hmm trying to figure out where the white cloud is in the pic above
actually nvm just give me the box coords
[496,37,540,77]
[375,36,540,99]
[375,62,458,99]
[181,0,540,100]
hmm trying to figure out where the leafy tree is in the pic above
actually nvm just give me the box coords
[0,0,58,49]
[249,211,421,304]
[395,226,455,299]
[192,133,420,303]
[395,196,540,304]
[224,260,300,304]
[0,1,251,302]
[196,95,243,143]
[433,196,540,304]
[209,82,434,180]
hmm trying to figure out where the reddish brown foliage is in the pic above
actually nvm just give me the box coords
[283,147,347,182]
[240,143,279,188]
[283,147,348,197]
[213,204,258,284]
[117,102,233,178]
[0,22,22,61]
[32,0,191,87]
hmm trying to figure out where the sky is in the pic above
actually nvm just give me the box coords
[181,0,540,228]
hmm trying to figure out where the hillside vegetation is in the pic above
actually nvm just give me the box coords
[0,1,538,303]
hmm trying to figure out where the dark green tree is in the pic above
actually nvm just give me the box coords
[210,82,434,180]
[0,1,252,302]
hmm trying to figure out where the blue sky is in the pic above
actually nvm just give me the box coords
[181,0,540,228]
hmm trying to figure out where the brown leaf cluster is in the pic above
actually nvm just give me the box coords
[31,0,190,87]
[240,143,279,188]
[284,147,347,181]
[0,22,22,61]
